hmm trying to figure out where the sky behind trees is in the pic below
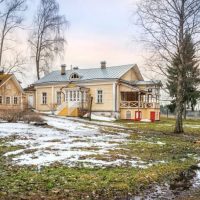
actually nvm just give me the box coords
[8,0,146,85]
[58,0,143,67]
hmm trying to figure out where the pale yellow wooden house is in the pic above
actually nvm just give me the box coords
[0,72,25,110]
[30,62,161,121]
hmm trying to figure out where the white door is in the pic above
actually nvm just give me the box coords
[28,95,34,108]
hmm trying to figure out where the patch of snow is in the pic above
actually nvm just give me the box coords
[156,141,166,145]
[0,116,167,168]
[4,149,24,156]
[135,140,166,146]
[192,170,200,188]
[184,124,200,129]
[83,114,116,122]
[0,117,131,167]
[140,119,151,123]
[34,110,53,115]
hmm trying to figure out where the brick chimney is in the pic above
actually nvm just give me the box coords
[101,61,106,69]
[61,64,66,75]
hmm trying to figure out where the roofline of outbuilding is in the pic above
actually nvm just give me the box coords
[0,74,24,94]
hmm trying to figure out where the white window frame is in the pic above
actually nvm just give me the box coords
[6,96,11,105]
[13,96,18,105]
[65,91,68,102]
[70,91,73,101]
[70,73,80,80]
[77,91,80,102]
[126,110,131,120]
[73,91,76,101]
[96,90,103,104]
[42,92,47,105]
[84,91,86,102]
[148,94,152,103]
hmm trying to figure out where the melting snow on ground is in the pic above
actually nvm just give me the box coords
[0,116,163,168]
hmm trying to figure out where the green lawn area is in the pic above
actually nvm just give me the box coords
[116,117,200,136]
[1,118,200,199]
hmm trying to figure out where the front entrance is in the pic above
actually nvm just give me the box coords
[56,85,90,117]
[135,111,142,121]
[150,111,156,122]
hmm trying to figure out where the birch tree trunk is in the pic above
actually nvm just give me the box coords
[36,59,40,80]
[175,73,184,133]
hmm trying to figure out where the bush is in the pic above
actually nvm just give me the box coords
[0,109,43,123]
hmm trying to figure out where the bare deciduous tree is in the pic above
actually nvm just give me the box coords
[29,0,68,80]
[0,0,27,67]
[137,0,200,133]
[4,52,26,75]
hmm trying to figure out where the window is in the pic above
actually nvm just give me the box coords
[70,91,73,101]
[68,90,81,102]
[6,97,11,104]
[57,92,61,105]
[73,91,76,101]
[70,73,80,80]
[77,91,80,101]
[0,96,2,104]
[126,111,131,120]
[65,91,68,102]
[42,93,47,104]
[14,97,18,105]
[97,90,103,103]
[83,91,86,102]
[148,94,152,103]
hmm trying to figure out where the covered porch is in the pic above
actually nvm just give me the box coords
[120,91,160,109]
[56,84,91,117]
[119,83,160,121]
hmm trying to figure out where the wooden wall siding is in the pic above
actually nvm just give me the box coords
[0,78,24,109]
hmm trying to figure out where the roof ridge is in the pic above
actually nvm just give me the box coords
[51,64,135,72]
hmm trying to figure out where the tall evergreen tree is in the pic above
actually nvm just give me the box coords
[167,33,200,114]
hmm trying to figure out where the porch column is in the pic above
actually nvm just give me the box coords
[138,91,140,108]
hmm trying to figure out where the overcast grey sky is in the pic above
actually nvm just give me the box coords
[58,0,144,67]
[15,0,148,85]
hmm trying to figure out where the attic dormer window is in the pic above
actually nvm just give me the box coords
[70,73,80,80]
